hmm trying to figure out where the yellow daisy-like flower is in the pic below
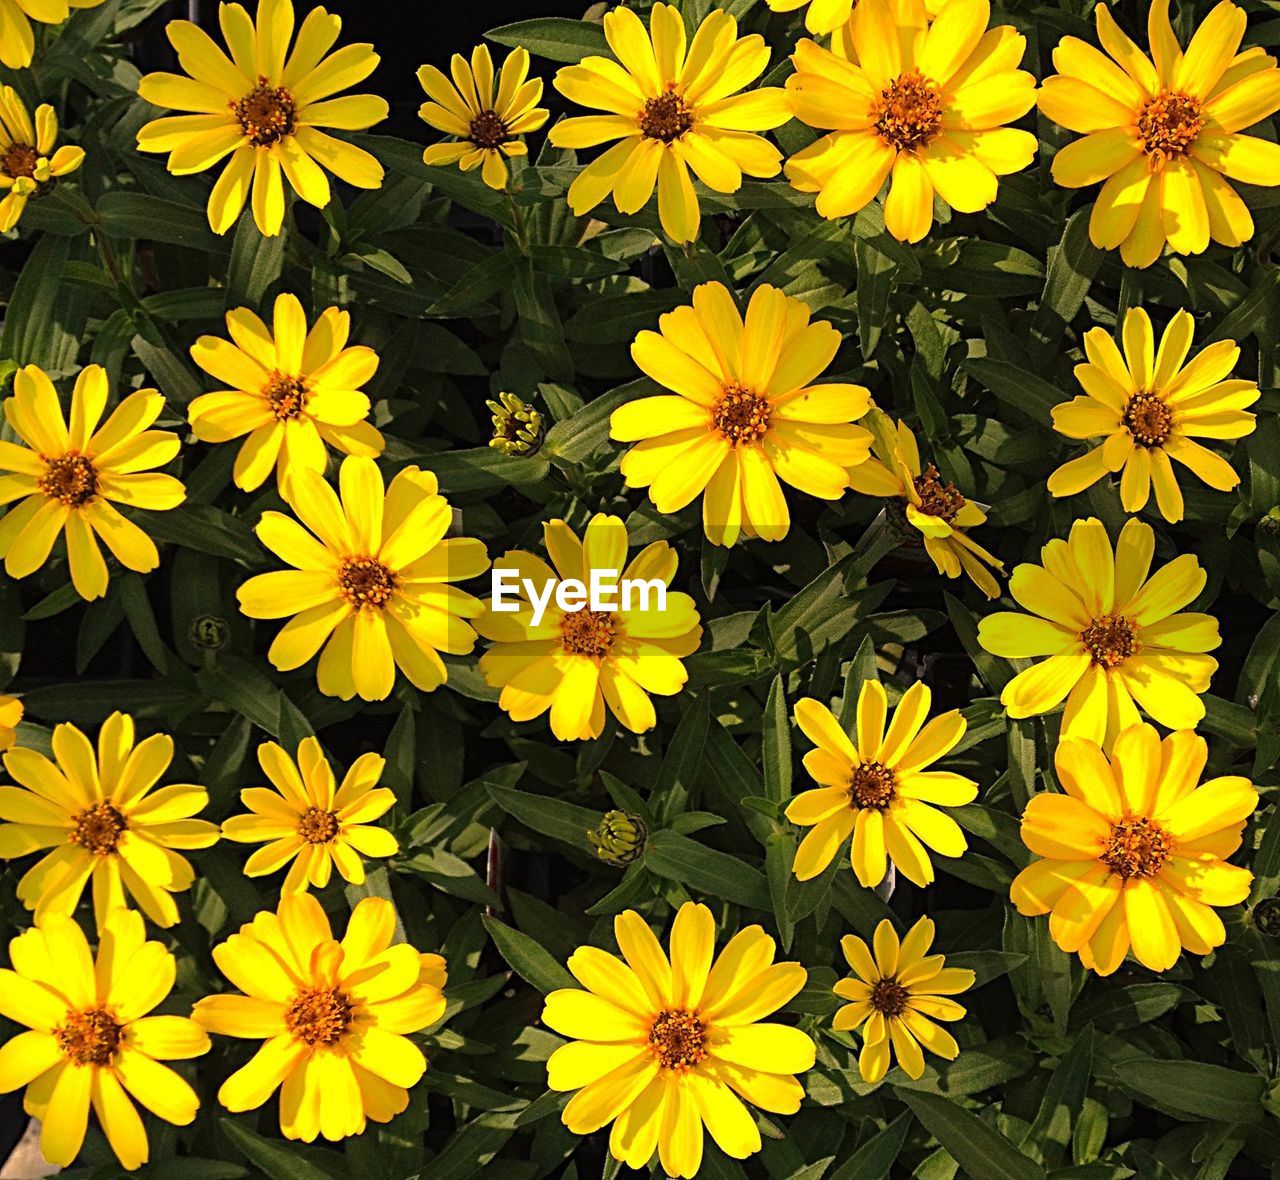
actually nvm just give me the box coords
[222,737,397,893]
[136,0,387,237]
[833,916,973,1083]
[0,909,209,1171]
[611,281,873,546]
[0,0,106,70]
[1011,724,1257,974]
[0,694,22,751]
[784,0,1038,241]
[1038,0,1280,267]
[188,293,384,493]
[978,518,1219,745]
[543,901,814,1179]
[237,455,488,702]
[476,514,701,742]
[0,87,85,232]
[0,365,186,602]
[548,3,791,244]
[1047,308,1257,523]
[786,682,975,887]
[194,894,447,1142]
[418,45,548,191]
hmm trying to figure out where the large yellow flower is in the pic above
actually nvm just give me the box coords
[978,518,1219,744]
[0,0,105,69]
[136,0,387,236]
[543,902,814,1179]
[194,894,446,1142]
[0,365,186,601]
[1011,724,1257,974]
[1048,308,1257,523]
[787,682,975,887]
[548,4,791,243]
[612,281,873,546]
[0,86,84,232]
[0,694,21,751]
[188,293,384,492]
[784,0,1037,240]
[0,712,218,931]
[0,910,208,1171]
[1038,0,1280,267]
[222,737,397,893]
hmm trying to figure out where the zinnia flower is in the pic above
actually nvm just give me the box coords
[1038,0,1280,266]
[194,894,447,1142]
[0,86,85,232]
[1011,724,1258,974]
[1047,308,1257,522]
[543,901,815,1178]
[548,3,790,243]
[221,737,397,892]
[136,0,387,236]
[787,681,975,887]
[977,518,1219,744]
[0,0,106,69]
[611,281,873,546]
[0,909,208,1170]
[188,293,384,492]
[0,694,21,751]
[0,365,186,601]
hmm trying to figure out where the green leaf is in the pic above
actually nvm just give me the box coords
[483,915,576,993]
[762,674,792,805]
[1024,1029,1094,1167]
[98,191,222,251]
[1107,1057,1264,1123]
[829,1113,911,1180]
[894,1089,1047,1180]
[485,16,608,62]
[488,784,598,852]
[643,829,771,911]
[227,211,286,306]
[220,1118,341,1179]
[964,357,1061,426]
[1,234,72,366]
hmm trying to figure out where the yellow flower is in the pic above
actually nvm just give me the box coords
[136,0,387,237]
[0,87,85,232]
[237,455,488,701]
[188,293,384,492]
[419,45,548,190]
[0,365,186,601]
[548,3,791,243]
[0,909,208,1171]
[787,682,975,887]
[194,894,447,1142]
[1011,724,1257,974]
[833,916,973,1083]
[1038,0,1280,267]
[0,694,22,751]
[475,514,701,742]
[611,281,873,546]
[978,518,1219,745]
[543,901,814,1178]
[0,0,106,69]
[784,0,1037,240]
[222,737,397,892]
[830,0,944,59]
[1048,308,1257,523]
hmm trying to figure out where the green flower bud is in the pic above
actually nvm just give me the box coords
[488,391,545,457]
[589,809,647,867]
[189,614,230,651]
[1254,896,1280,937]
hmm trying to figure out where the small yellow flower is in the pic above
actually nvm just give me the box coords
[787,682,975,887]
[0,694,21,751]
[188,293,384,492]
[834,916,973,1083]
[0,365,186,601]
[194,894,447,1142]
[0,0,107,70]
[419,45,548,190]
[1011,724,1257,974]
[0,87,85,232]
[136,0,388,236]
[544,901,814,1179]
[0,909,209,1171]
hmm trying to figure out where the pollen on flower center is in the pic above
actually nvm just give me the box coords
[1080,614,1139,668]
[1101,815,1172,879]
[263,371,308,421]
[38,453,98,507]
[872,70,943,152]
[297,805,340,844]
[284,985,354,1047]
[1,142,38,180]
[869,977,909,1017]
[850,761,896,811]
[469,109,510,149]
[338,556,397,609]
[69,802,127,855]
[712,383,772,446]
[233,77,297,148]
[639,88,693,144]
[1137,90,1203,166]
[1122,391,1173,447]
[648,1008,707,1070]
[56,1007,123,1067]
[561,608,616,658]
[913,464,966,522]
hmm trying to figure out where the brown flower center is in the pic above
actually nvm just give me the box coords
[639,88,693,143]
[1101,816,1172,879]
[1122,391,1173,447]
[1138,90,1203,166]
[872,70,942,152]
[712,383,771,446]
[560,608,616,658]
[1,142,38,180]
[69,802,127,856]
[263,371,308,421]
[648,1008,707,1070]
[38,453,98,508]
[233,77,297,147]
[338,556,397,609]
[868,977,909,1017]
[284,986,353,1046]
[469,109,510,149]
[913,464,965,522]
[56,1007,123,1067]
[297,806,340,844]
[1080,614,1139,668]
[850,761,896,811]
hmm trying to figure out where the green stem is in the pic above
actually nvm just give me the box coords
[505,192,529,253]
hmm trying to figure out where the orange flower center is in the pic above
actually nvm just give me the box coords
[560,608,616,658]
[872,70,942,152]
[850,761,896,811]
[56,1007,123,1067]
[338,556,397,609]
[297,806,340,844]
[469,109,510,149]
[1137,90,1203,167]
[284,986,353,1046]
[39,453,98,508]
[648,1008,707,1070]
[712,383,771,446]
[1101,815,1172,879]
[639,88,693,143]
[1080,614,1139,668]
[1,142,38,180]
[70,801,127,855]
[233,77,297,147]
[868,976,909,1017]
[263,371,308,421]
[1122,391,1173,447]
[913,464,965,522]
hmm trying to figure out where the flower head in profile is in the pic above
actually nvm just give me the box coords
[0,365,186,601]
[194,894,446,1142]
[0,695,21,752]
[543,902,814,1179]
[1038,0,1280,267]
[549,4,790,243]
[419,45,548,190]
[0,0,107,69]
[1012,724,1257,974]
[0,87,85,232]
[136,0,387,236]
[978,518,1219,745]
[0,910,208,1171]
[1048,308,1257,522]
[787,682,975,888]
[188,294,384,492]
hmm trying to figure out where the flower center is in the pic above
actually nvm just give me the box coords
[1101,816,1172,879]
[872,70,942,152]
[284,986,353,1047]
[56,1007,122,1067]
[639,88,693,144]
[712,383,771,446]
[297,806,340,844]
[1122,391,1173,447]
[233,77,297,147]
[38,453,98,508]
[560,608,616,658]
[648,1008,707,1070]
[263,371,308,421]
[1137,90,1203,167]
[850,761,896,811]
[338,556,397,609]
[69,802,127,855]
[1080,614,1139,668]
[1,142,38,180]
[469,109,510,149]
[913,464,965,523]
[868,977,909,1017]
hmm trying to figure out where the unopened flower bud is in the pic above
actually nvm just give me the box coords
[488,392,545,457]
[189,614,230,651]
[589,809,646,867]
[1254,896,1280,937]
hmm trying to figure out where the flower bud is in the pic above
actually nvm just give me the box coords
[588,809,646,867]
[488,392,545,457]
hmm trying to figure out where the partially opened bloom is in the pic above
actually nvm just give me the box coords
[543,902,814,1179]
[1011,725,1257,974]
[612,281,872,546]
[0,87,85,232]
[194,894,447,1142]
[136,0,387,236]
[978,518,1219,744]
[0,0,106,69]
[787,682,975,887]
[548,4,790,243]
[188,294,384,492]
[0,695,21,751]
